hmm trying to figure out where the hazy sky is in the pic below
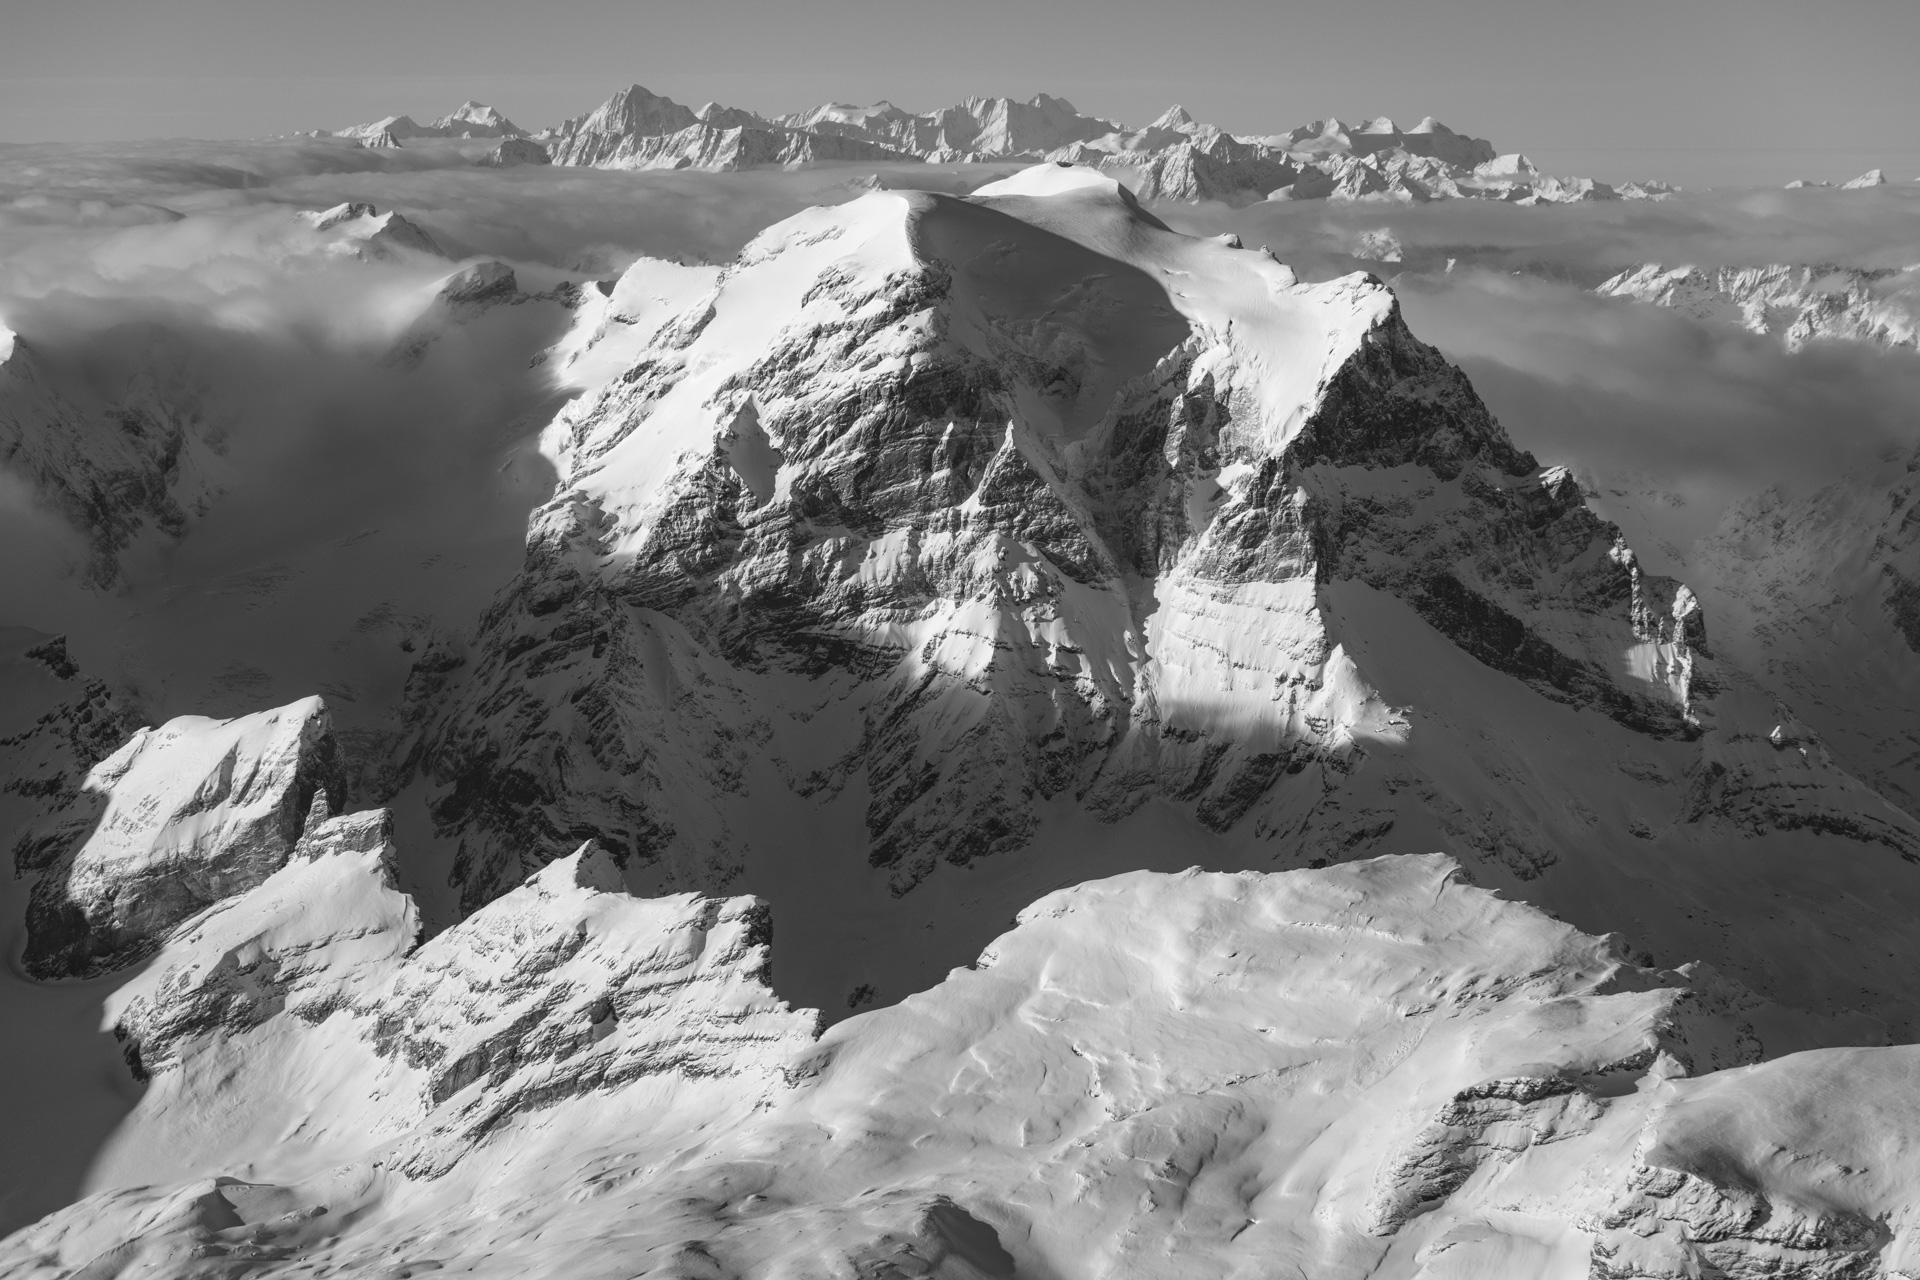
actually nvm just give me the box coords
[3,0,1918,187]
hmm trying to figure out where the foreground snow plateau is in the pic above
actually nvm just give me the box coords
[4,764,1908,1278]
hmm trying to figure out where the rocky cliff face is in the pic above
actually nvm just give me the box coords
[396,167,1711,917]
[14,696,340,978]
[0,325,226,588]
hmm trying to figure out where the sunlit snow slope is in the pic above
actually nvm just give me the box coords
[382,164,1920,1034]
[1,762,1906,1279]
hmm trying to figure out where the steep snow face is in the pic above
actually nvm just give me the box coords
[1598,263,1920,353]
[539,255,724,395]
[6,848,1906,1279]
[14,697,341,979]
[402,166,1718,926]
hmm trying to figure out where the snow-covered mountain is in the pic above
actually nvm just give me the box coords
[1597,262,1920,353]
[345,165,1920,1043]
[332,100,526,143]
[8,160,1920,1273]
[329,83,1665,202]
[2,745,1912,1277]
[295,201,445,259]
[543,84,918,170]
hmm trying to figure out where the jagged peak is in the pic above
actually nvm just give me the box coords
[1026,91,1079,113]
[307,200,377,230]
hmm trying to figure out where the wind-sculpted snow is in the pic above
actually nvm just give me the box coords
[7,847,1912,1279]
[14,696,341,978]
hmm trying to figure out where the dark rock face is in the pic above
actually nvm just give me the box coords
[3,640,143,876]
[0,329,224,587]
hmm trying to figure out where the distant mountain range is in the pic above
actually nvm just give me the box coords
[326,86,1681,204]
[1599,262,1920,354]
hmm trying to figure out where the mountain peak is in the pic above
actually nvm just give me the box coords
[319,86,1634,202]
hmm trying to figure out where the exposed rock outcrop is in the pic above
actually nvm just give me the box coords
[0,323,226,587]
[16,696,341,978]
[480,136,550,167]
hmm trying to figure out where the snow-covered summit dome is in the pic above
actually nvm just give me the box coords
[970,160,1132,200]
